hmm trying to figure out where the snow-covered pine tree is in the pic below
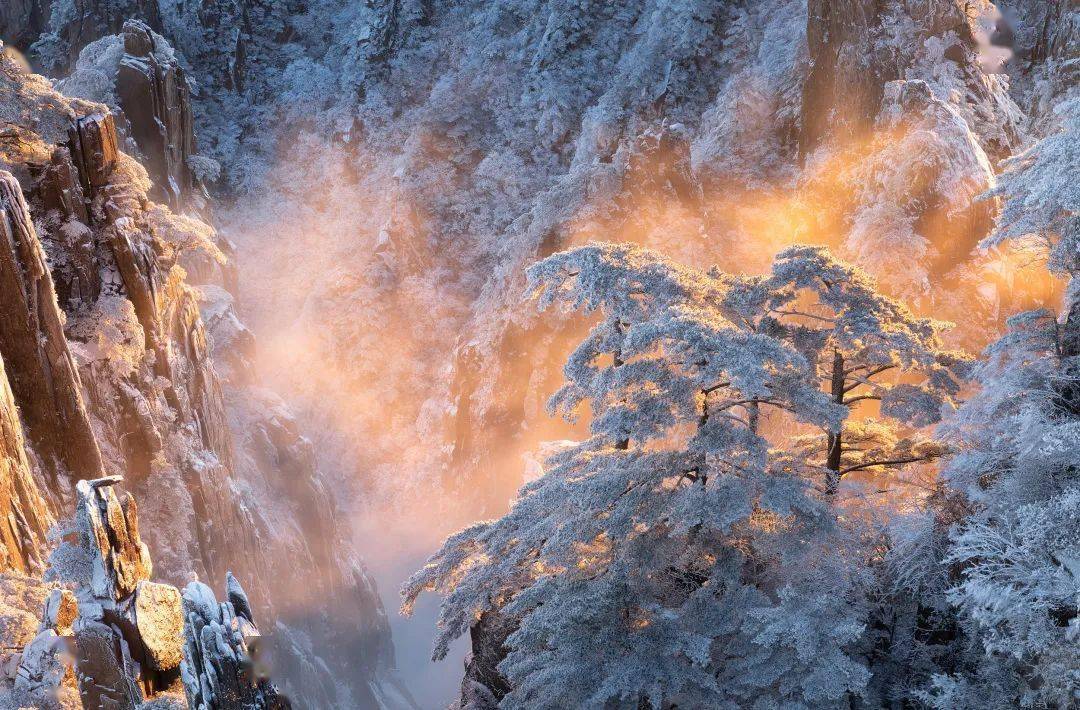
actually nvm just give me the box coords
[917,82,1080,710]
[722,245,968,494]
[403,242,963,708]
[917,304,1080,708]
[981,92,1079,280]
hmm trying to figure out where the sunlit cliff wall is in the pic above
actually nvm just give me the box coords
[0,31,412,707]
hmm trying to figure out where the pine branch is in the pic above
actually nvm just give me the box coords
[839,454,938,476]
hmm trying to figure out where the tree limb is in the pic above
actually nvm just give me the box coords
[839,455,938,476]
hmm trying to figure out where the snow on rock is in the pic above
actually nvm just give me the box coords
[0,571,77,708]
[114,20,207,212]
[802,0,1022,161]
[0,42,408,710]
[180,576,290,710]
[41,588,78,636]
[69,477,180,707]
[29,478,290,707]
[56,19,213,214]
[1,0,1072,707]
[13,628,76,707]
[77,477,153,600]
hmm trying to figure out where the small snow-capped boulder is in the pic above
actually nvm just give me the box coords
[13,629,71,700]
[225,571,254,625]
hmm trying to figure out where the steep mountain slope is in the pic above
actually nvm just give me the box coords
[0,0,1077,706]
[10,0,1050,512]
[0,35,410,708]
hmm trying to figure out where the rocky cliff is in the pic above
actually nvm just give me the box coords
[2,0,1075,706]
[0,40,409,709]
[9,475,290,708]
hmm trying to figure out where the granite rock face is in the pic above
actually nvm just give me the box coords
[114,20,205,212]
[69,477,179,708]
[10,477,284,708]
[180,574,290,710]
[12,595,80,708]
[0,351,51,575]
[53,20,212,216]
[9,0,163,69]
[800,0,884,159]
[0,170,105,499]
[0,46,408,709]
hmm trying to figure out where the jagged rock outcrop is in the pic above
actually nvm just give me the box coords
[0,42,408,710]
[801,0,1021,161]
[12,0,163,70]
[68,476,182,707]
[54,20,212,215]
[180,574,289,710]
[12,477,284,708]
[0,171,105,499]
[114,20,203,211]
[2,580,78,708]
[7,478,178,708]
[1005,0,1079,119]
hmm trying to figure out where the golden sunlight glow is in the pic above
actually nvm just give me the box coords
[230,115,1064,575]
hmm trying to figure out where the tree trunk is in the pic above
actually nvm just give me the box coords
[614,322,629,450]
[825,349,844,493]
[1061,282,1080,359]
[1053,282,1080,415]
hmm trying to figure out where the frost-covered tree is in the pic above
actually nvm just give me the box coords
[920,307,1080,708]
[723,245,968,494]
[982,91,1080,277]
[910,87,1080,708]
[404,243,966,708]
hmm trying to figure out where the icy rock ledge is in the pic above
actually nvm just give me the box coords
[11,477,290,709]
[180,573,290,710]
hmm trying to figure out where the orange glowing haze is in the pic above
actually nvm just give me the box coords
[214,117,1064,705]
[225,120,1060,572]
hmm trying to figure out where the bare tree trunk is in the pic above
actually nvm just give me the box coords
[747,399,760,435]
[825,349,844,493]
[614,322,629,450]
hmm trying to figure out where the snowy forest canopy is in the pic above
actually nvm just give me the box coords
[0,0,1077,708]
